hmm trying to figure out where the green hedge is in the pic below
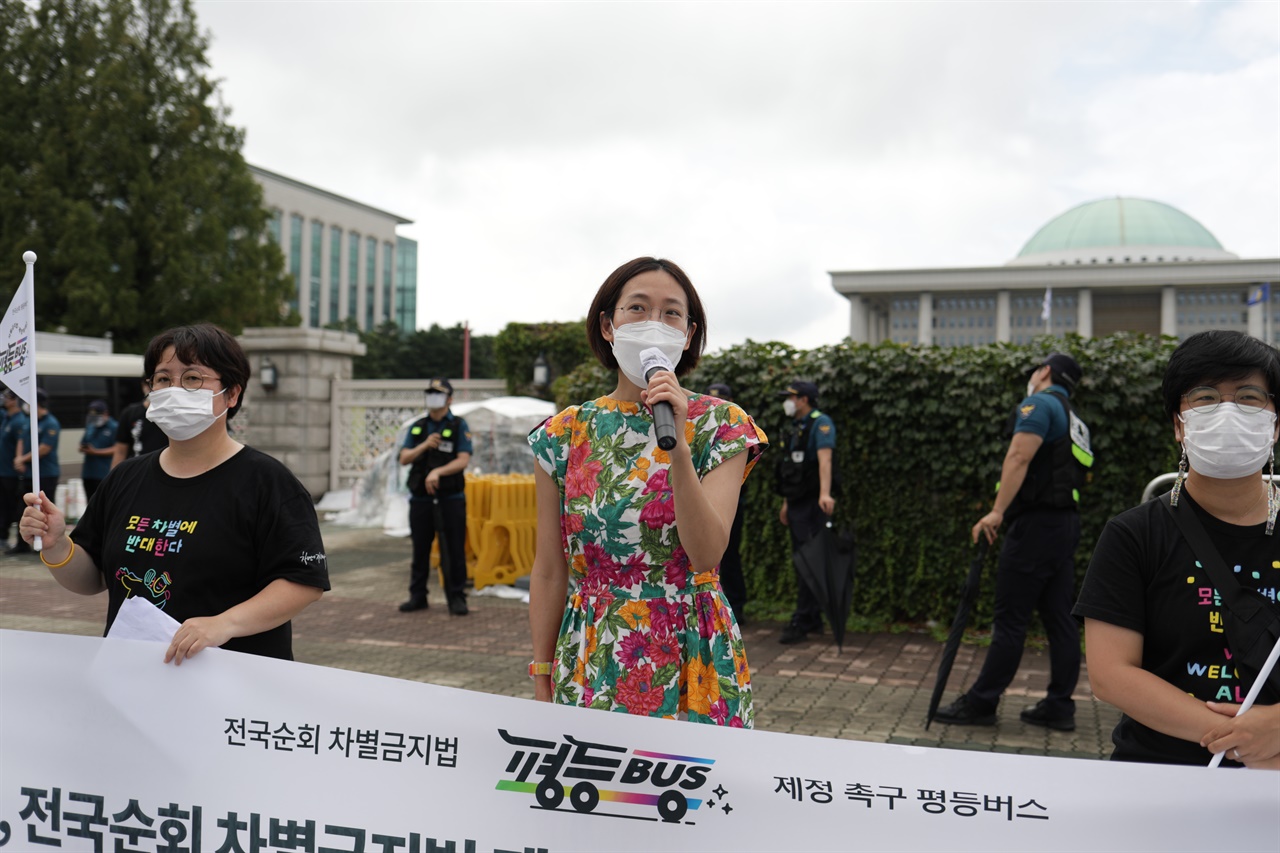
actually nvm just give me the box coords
[555,334,1181,629]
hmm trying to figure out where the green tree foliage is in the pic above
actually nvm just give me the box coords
[344,321,497,380]
[558,333,1181,629]
[0,0,293,351]
[493,320,594,399]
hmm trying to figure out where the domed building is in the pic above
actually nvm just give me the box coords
[831,197,1279,346]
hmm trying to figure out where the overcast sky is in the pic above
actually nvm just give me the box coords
[194,0,1280,350]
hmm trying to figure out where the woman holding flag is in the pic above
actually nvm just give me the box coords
[19,323,329,662]
[526,257,767,725]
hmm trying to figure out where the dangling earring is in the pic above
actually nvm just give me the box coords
[1266,452,1277,536]
[1171,445,1188,507]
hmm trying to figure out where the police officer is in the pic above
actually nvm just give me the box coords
[80,399,118,499]
[11,388,59,555]
[775,380,837,644]
[399,379,473,616]
[0,388,21,548]
[935,352,1093,731]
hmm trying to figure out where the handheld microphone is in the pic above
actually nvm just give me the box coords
[639,347,678,451]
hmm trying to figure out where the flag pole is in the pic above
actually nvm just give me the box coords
[22,252,43,551]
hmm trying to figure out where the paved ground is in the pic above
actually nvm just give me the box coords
[0,523,1121,760]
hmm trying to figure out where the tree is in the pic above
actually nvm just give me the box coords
[493,320,594,399]
[0,0,293,352]
[344,321,498,380]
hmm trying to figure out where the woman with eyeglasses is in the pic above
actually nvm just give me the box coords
[19,324,329,663]
[526,257,767,726]
[1075,330,1279,767]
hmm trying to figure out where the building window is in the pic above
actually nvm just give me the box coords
[382,242,393,324]
[288,214,303,316]
[348,233,360,326]
[396,237,418,334]
[330,226,342,325]
[267,208,282,244]
[366,236,377,330]
[309,220,322,328]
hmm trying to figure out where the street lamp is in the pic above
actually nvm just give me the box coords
[532,352,549,388]
[260,357,279,392]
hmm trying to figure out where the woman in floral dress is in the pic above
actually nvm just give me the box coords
[527,257,767,726]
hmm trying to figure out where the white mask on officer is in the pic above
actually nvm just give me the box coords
[610,321,688,389]
[783,399,797,418]
[425,392,448,410]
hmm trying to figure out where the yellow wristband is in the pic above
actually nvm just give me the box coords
[40,540,75,569]
[528,660,553,678]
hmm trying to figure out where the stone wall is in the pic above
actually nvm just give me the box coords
[237,327,366,499]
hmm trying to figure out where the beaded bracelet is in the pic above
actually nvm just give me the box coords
[39,541,75,569]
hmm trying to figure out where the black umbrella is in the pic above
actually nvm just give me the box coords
[924,537,991,730]
[433,496,450,590]
[793,520,857,652]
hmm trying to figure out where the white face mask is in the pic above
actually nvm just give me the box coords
[425,392,448,410]
[783,399,797,418]
[1179,406,1277,480]
[610,320,688,388]
[146,386,228,441]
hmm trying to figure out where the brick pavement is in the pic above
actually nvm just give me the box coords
[0,523,1120,760]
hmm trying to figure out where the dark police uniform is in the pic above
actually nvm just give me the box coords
[945,382,1093,725]
[777,408,837,632]
[402,411,472,611]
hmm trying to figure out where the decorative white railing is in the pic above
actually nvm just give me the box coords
[329,378,506,491]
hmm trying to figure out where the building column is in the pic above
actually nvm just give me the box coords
[1247,299,1265,340]
[1161,286,1178,337]
[847,294,870,344]
[1077,288,1093,338]
[996,290,1011,343]
[238,327,366,499]
[917,292,933,345]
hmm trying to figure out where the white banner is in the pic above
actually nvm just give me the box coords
[1,629,1277,852]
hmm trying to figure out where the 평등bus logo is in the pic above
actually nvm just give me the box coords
[496,729,731,825]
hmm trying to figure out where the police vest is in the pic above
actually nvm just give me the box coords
[774,410,831,500]
[1002,391,1094,519]
[406,415,466,497]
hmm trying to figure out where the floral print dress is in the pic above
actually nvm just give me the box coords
[528,394,767,727]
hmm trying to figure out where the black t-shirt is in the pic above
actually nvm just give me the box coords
[1074,490,1280,765]
[71,446,331,659]
[115,401,168,458]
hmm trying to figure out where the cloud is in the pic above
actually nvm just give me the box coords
[195,0,1280,349]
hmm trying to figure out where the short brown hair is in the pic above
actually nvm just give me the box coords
[144,324,251,420]
[585,257,706,375]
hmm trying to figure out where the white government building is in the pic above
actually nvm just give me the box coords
[251,165,419,334]
[830,197,1280,347]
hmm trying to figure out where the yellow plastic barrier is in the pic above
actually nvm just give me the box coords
[468,473,537,590]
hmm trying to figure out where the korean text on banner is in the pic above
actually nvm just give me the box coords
[1,629,1278,853]
[2,253,36,405]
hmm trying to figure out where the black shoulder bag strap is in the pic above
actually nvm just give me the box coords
[1161,492,1280,698]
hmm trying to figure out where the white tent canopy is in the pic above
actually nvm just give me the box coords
[323,395,557,534]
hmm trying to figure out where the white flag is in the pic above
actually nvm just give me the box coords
[1040,286,1053,324]
[1,254,36,405]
